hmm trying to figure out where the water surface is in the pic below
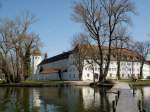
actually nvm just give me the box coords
[0,86,116,112]
[133,86,150,112]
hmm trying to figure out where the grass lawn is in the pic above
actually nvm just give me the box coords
[0,80,72,87]
[0,80,4,84]
[1,79,150,87]
[21,80,70,86]
[118,79,150,86]
[23,79,150,86]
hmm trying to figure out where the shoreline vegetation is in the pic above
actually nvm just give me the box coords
[0,79,150,87]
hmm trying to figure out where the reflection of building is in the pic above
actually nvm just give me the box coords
[32,45,150,80]
[39,87,82,112]
[82,87,100,109]
[32,89,41,107]
[82,87,117,111]
[28,87,116,112]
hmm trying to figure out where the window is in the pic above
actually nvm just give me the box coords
[94,73,98,79]
[110,73,112,77]
[128,74,130,77]
[87,74,90,77]
[95,67,97,71]
[127,63,130,66]
[128,68,131,71]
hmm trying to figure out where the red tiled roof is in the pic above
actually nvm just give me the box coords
[39,45,143,65]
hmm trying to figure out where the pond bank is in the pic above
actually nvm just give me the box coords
[1,79,150,87]
[120,79,150,86]
[0,81,92,87]
[0,80,114,87]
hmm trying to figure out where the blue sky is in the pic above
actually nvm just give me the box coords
[0,0,150,57]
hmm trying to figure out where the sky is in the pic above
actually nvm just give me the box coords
[0,0,150,57]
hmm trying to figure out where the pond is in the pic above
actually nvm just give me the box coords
[133,86,150,112]
[0,86,117,112]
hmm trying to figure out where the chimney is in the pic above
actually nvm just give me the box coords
[44,53,48,59]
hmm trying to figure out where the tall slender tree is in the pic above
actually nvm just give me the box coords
[112,26,130,79]
[72,0,135,82]
[71,33,90,80]
[134,41,150,79]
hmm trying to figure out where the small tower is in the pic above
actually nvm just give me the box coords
[31,48,42,74]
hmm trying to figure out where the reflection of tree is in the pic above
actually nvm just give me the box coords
[22,88,30,112]
[0,88,32,112]
[0,88,13,111]
[140,88,145,111]
[99,88,110,112]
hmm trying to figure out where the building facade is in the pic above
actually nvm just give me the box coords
[30,46,150,81]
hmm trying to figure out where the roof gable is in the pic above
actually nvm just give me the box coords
[39,50,73,65]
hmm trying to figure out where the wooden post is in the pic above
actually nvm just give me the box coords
[112,100,116,112]
[117,90,120,98]
[138,100,141,111]
[142,109,146,112]
[115,95,118,105]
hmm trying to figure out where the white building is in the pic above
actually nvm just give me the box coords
[31,45,150,81]
[31,49,42,75]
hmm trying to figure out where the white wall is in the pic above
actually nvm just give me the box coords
[35,53,150,81]
[28,73,60,80]
[143,63,150,78]
[31,55,42,74]
[82,60,150,81]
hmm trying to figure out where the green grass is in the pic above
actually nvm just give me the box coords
[21,80,67,85]
[2,79,150,87]
[118,79,150,86]
[0,80,4,84]
[23,79,150,85]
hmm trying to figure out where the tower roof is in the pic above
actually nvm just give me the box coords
[32,48,41,56]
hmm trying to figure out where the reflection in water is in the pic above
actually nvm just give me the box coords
[0,87,116,112]
[133,86,150,112]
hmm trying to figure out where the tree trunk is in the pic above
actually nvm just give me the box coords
[117,61,121,80]
[79,71,82,80]
[103,32,113,82]
[97,37,104,82]
[139,61,144,79]
[58,70,62,80]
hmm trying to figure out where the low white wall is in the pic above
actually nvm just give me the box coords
[28,73,60,80]
[28,72,80,81]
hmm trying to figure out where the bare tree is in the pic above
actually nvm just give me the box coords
[71,33,100,83]
[0,12,41,83]
[134,41,150,79]
[72,0,135,82]
[71,33,90,80]
[112,26,130,79]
